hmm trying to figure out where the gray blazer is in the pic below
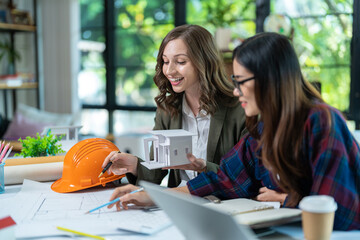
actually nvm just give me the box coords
[126,100,247,187]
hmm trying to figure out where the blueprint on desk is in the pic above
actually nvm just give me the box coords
[0,180,173,239]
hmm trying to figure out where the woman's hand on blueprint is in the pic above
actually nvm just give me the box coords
[162,153,206,173]
[103,151,138,176]
[108,184,154,211]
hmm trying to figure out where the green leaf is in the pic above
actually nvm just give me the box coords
[16,131,65,158]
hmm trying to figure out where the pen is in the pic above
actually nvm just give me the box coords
[98,151,121,178]
[98,162,112,178]
[85,187,144,214]
[56,226,105,240]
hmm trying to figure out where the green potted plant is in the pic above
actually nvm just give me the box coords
[0,40,21,75]
[15,131,65,158]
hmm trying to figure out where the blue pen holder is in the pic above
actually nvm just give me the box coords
[0,162,4,194]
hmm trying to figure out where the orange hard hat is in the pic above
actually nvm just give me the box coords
[51,138,125,193]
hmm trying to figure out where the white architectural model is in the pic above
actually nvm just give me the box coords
[41,125,82,152]
[142,129,195,170]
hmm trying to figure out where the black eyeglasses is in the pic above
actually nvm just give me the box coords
[231,75,255,96]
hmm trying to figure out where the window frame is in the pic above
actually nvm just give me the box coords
[80,0,360,133]
[350,0,360,129]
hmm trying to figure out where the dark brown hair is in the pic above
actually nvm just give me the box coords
[154,24,236,116]
[233,32,327,206]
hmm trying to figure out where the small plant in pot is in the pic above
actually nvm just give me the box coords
[15,131,65,158]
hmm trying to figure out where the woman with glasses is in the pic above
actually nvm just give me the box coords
[102,24,248,189]
[108,32,360,230]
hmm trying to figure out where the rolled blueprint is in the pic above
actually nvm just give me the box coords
[4,156,64,185]
[5,155,64,166]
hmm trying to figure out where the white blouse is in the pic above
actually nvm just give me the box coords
[179,95,211,185]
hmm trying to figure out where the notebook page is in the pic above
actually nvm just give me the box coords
[234,208,302,225]
[204,198,301,228]
[204,198,275,215]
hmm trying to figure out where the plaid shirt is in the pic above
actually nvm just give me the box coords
[187,103,360,230]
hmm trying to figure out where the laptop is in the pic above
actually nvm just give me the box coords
[140,181,259,240]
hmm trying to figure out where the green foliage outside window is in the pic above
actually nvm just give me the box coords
[292,15,351,110]
[272,0,352,111]
[80,0,174,107]
[187,0,256,38]
[203,0,244,28]
[113,1,173,106]
[79,0,354,126]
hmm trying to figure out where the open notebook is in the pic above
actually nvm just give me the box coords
[204,198,302,229]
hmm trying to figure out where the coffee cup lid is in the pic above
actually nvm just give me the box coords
[299,195,338,213]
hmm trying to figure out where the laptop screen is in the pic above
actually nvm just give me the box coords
[140,181,258,240]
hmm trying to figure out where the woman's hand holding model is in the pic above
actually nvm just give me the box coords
[162,153,206,172]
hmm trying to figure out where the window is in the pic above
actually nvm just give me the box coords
[113,1,174,107]
[79,0,105,106]
[272,0,353,111]
[79,0,360,136]
[79,0,174,136]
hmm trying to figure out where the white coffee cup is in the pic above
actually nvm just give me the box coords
[299,195,337,240]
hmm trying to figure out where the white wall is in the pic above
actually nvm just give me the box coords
[37,0,80,114]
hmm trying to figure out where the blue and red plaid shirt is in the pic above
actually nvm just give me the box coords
[187,103,360,230]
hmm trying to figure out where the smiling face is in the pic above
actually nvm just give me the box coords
[162,39,200,95]
[232,59,260,117]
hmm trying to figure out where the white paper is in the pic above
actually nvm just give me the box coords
[204,198,276,215]
[0,180,173,239]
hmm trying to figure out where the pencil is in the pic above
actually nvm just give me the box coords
[98,151,121,178]
[56,226,105,240]
[85,187,145,214]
